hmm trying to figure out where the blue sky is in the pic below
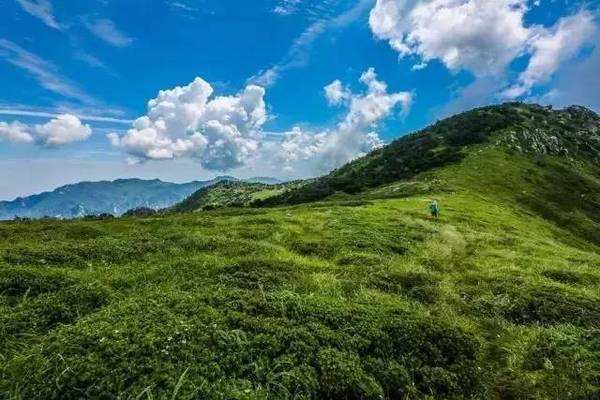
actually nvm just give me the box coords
[0,0,598,200]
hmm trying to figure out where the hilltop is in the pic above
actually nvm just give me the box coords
[169,180,303,213]
[258,103,599,205]
[1,103,599,399]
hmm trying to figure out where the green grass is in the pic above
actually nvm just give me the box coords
[0,146,599,399]
[1,103,599,399]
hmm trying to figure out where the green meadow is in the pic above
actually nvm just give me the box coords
[1,104,599,399]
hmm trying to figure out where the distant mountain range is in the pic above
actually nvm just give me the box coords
[0,176,280,220]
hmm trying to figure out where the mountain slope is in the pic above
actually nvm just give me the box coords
[260,103,599,205]
[170,180,303,213]
[0,177,232,219]
[1,103,599,399]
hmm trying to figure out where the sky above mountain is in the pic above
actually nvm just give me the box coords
[0,0,598,200]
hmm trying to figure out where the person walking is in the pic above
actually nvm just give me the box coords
[429,199,440,219]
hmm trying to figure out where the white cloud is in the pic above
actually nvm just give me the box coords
[250,20,327,87]
[16,0,62,30]
[0,40,98,105]
[34,114,92,146]
[0,121,34,143]
[532,39,600,113]
[111,68,412,176]
[503,10,596,98]
[324,80,351,105]
[271,68,412,175]
[370,0,530,76]
[108,78,267,170]
[0,114,91,146]
[84,19,134,47]
[369,0,597,98]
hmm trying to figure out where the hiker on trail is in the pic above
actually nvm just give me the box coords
[429,200,440,219]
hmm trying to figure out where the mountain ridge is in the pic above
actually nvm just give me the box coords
[0,176,277,220]
[256,102,599,206]
[170,103,600,214]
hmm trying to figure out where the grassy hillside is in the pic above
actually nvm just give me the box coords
[1,104,599,399]
[259,103,599,206]
[169,181,294,213]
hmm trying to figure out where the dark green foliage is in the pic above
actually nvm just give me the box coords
[171,180,295,213]
[502,287,600,327]
[0,267,75,302]
[291,239,338,259]
[218,258,300,290]
[518,160,600,244]
[542,269,599,286]
[3,235,169,267]
[122,206,158,217]
[316,348,383,399]
[469,281,600,327]
[0,281,111,343]
[370,270,440,304]
[520,329,600,398]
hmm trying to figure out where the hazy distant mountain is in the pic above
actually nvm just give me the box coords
[0,177,240,220]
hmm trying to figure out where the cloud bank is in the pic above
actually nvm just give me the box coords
[109,68,412,176]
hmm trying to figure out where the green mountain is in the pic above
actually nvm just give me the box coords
[1,103,599,399]
[169,180,302,212]
[260,102,600,205]
[0,177,235,220]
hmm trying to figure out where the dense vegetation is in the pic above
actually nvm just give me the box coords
[259,103,599,205]
[0,103,599,399]
[169,181,295,213]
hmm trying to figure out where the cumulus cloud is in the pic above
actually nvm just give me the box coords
[369,0,597,98]
[0,121,34,143]
[110,69,412,176]
[271,68,412,175]
[0,114,91,146]
[34,114,92,146]
[369,0,530,76]
[108,77,267,170]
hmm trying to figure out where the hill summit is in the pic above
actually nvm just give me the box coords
[260,103,599,205]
